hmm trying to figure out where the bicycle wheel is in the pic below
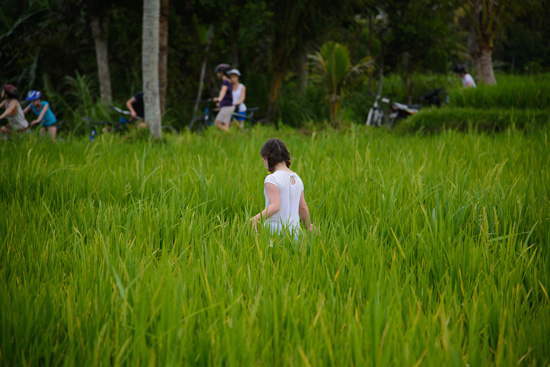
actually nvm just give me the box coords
[162,125,179,134]
[366,108,374,126]
[188,115,208,132]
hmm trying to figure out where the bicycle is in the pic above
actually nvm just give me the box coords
[188,99,260,132]
[85,105,178,141]
[366,92,422,129]
[366,88,448,129]
[366,92,390,128]
[188,99,216,132]
[233,107,259,129]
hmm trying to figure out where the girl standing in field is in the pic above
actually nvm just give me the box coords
[212,63,233,131]
[0,84,29,135]
[24,91,58,141]
[250,138,315,236]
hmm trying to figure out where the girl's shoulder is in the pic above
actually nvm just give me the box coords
[8,99,20,108]
[265,170,303,183]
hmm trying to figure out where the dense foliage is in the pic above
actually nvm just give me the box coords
[1,0,549,130]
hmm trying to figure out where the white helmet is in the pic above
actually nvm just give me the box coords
[227,69,241,77]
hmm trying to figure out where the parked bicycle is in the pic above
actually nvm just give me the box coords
[85,105,178,141]
[366,93,391,128]
[188,99,259,132]
[366,88,447,128]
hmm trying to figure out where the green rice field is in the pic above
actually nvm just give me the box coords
[1,126,549,366]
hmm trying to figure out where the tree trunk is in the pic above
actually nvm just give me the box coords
[230,19,239,68]
[479,47,496,85]
[194,25,214,115]
[376,43,384,96]
[468,23,482,81]
[143,0,162,138]
[329,95,340,128]
[267,71,284,122]
[368,12,374,93]
[159,0,169,115]
[297,49,308,95]
[91,16,112,105]
[402,52,413,104]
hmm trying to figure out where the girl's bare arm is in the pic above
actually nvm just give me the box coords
[23,105,31,114]
[32,104,49,124]
[215,85,228,103]
[0,100,16,120]
[298,191,314,230]
[251,183,280,222]
[126,97,137,118]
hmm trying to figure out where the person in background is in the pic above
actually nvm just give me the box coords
[0,84,29,135]
[24,90,58,141]
[212,63,233,131]
[126,91,147,128]
[228,69,247,128]
[454,64,476,88]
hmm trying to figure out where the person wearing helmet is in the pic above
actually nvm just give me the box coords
[212,63,233,131]
[23,90,58,140]
[0,84,29,136]
[453,64,476,88]
[228,69,247,128]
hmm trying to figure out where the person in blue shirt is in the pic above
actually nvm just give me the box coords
[23,90,58,140]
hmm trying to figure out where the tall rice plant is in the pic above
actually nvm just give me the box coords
[1,126,548,366]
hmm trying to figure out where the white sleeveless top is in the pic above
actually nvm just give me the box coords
[263,170,304,234]
[6,101,29,130]
[231,83,247,112]
[462,73,476,88]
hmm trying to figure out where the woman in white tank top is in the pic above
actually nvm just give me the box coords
[250,138,315,236]
[1,85,29,134]
[228,69,247,125]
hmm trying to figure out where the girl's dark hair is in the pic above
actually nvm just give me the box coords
[260,138,291,172]
[2,84,19,100]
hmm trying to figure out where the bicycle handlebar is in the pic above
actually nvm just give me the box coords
[110,105,130,115]
[109,105,144,119]
[83,117,109,125]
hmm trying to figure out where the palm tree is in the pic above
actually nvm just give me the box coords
[309,42,373,127]
[143,0,162,138]
[158,0,169,115]
[461,0,542,85]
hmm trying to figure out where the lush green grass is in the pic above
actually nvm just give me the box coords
[400,74,550,133]
[448,74,550,110]
[400,107,550,133]
[1,126,549,366]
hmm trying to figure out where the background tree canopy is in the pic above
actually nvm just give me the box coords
[0,0,548,129]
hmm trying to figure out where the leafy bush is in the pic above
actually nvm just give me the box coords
[398,107,550,133]
[40,72,115,135]
[278,81,329,127]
